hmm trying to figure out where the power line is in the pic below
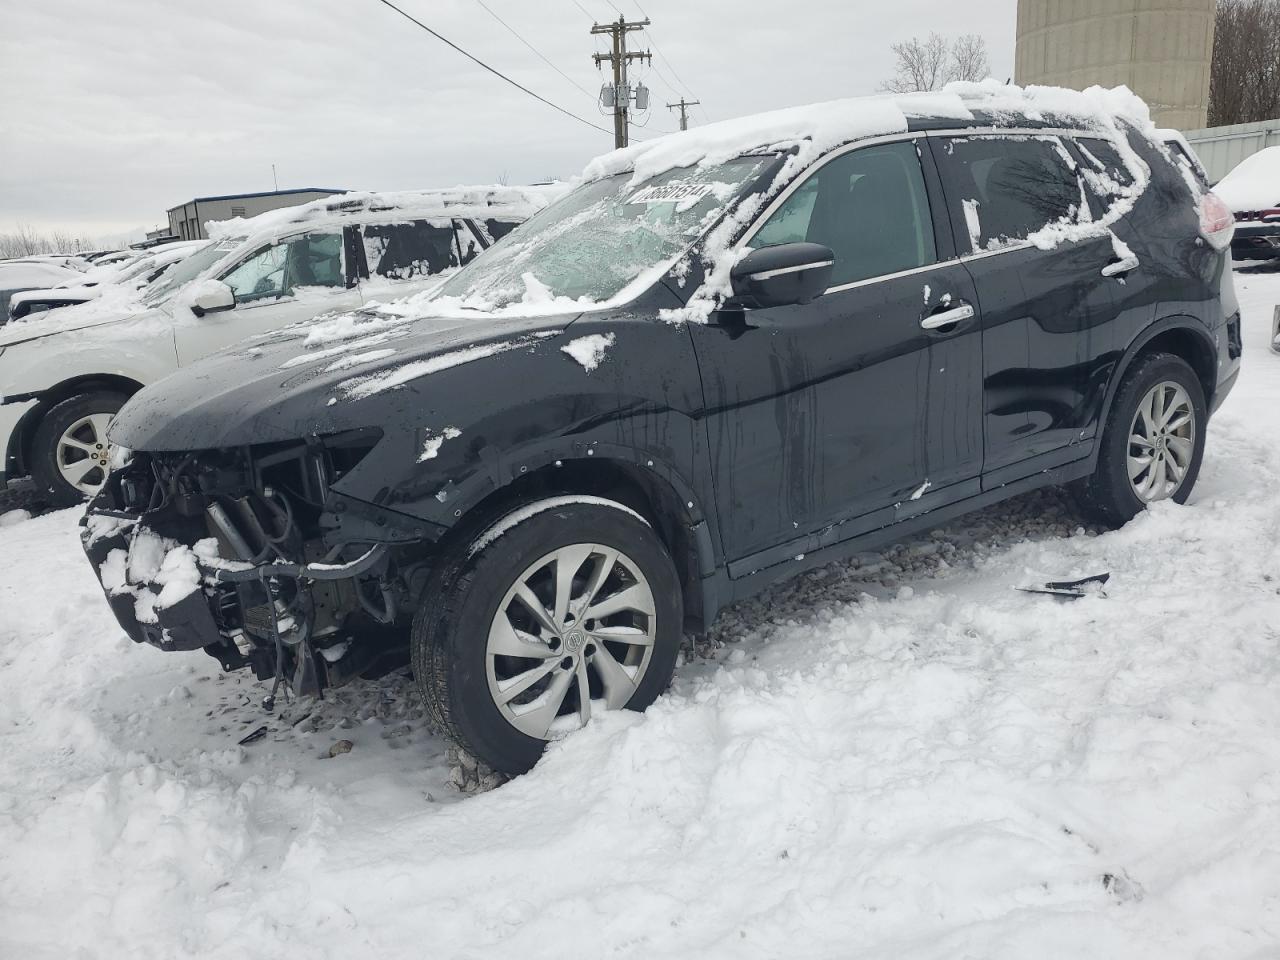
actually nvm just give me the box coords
[371,0,612,137]
[473,0,596,102]
[643,29,697,102]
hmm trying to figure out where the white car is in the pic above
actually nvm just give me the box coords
[7,241,208,321]
[0,185,561,504]
[0,260,86,317]
[1214,145,1280,264]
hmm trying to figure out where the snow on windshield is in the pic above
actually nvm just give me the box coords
[428,157,768,313]
[141,240,236,306]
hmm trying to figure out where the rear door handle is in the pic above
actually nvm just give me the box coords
[921,302,975,330]
[1101,255,1140,278]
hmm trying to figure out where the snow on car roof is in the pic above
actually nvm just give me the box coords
[206,184,568,244]
[583,80,1156,186]
[0,260,84,289]
[1213,145,1280,211]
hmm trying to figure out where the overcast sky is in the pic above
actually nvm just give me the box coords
[1,0,1016,241]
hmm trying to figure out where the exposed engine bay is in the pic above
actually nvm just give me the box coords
[80,430,431,705]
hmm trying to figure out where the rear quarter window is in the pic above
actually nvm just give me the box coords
[485,218,521,242]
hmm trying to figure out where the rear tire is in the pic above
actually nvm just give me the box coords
[412,498,682,776]
[1073,352,1206,528]
[31,391,128,506]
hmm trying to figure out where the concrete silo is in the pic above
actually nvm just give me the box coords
[1015,0,1216,129]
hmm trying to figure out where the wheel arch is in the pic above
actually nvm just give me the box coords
[431,452,718,633]
[7,374,143,479]
[1097,316,1218,442]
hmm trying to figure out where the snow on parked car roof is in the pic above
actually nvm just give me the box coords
[0,260,85,289]
[205,184,568,246]
[1213,146,1280,212]
[583,81,1156,186]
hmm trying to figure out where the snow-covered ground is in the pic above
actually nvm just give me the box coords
[2,268,1278,959]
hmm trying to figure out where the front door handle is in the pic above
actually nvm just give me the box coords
[921,302,975,330]
[1102,255,1140,278]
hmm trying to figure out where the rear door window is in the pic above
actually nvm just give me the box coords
[361,220,460,280]
[221,232,343,303]
[749,140,937,287]
[934,136,1088,252]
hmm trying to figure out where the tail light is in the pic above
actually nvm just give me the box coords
[1200,191,1235,250]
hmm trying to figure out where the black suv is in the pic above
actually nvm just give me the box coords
[83,89,1242,775]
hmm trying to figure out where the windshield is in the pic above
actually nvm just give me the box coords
[142,240,237,305]
[431,156,769,310]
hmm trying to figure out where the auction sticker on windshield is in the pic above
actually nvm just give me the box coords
[626,183,716,205]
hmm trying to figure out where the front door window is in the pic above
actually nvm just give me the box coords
[750,140,938,286]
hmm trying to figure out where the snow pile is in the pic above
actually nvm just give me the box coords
[98,527,214,624]
[560,332,615,372]
[1213,145,1280,211]
[0,275,1276,958]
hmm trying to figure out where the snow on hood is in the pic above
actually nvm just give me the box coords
[0,283,169,348]
[0,261,83,291]
[205,184,568,246]
[109,309,566,451]
[1214,146,1280,212]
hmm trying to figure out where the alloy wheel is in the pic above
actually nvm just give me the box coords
[56,413,114,496]
[485,543,657,739]
[1127,380,1195,502]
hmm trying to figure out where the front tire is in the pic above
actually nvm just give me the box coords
[1074,352,1206,527]
[31,391,128,506]
[412,498,683,776]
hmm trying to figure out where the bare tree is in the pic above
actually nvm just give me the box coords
[0,223,97,259]
[949,34,991,84]
[1209,0,1280,127]
[880,33,949,93]
[880,32,992,93]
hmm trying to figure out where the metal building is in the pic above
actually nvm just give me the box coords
[1015,0,1216,129]
[1181,118,1280,183]
[166,187,347,241]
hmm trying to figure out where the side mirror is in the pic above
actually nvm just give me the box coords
[188,280,236,318]
[729,242,835,309]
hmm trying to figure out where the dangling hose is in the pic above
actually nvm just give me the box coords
[260,567,286,712]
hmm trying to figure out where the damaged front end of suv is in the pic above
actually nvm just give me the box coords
[81,428,431,700]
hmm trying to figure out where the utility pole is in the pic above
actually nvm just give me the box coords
[592,16,651,149]
[666,98,700,131]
